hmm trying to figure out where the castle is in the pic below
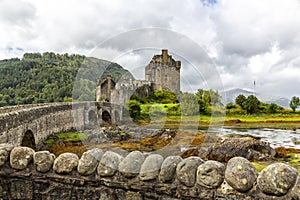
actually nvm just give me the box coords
[96,49,181,106]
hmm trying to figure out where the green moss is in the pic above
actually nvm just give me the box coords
[251,162,269,172]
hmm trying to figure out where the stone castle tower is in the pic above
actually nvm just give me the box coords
[145,49,181,93]
[96,49,181,105]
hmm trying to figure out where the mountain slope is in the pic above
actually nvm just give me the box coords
[221,88,290,108]
[0,52,134,106]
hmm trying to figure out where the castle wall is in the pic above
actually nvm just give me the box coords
[96,77,115,102]
[111,79,153,107]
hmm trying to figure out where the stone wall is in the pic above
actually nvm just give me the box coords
[0,144,299,199]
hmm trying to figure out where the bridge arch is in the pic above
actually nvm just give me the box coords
[21,130,36,150]
[102,110,111,123]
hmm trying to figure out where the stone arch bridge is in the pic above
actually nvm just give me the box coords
[0,102,123,149]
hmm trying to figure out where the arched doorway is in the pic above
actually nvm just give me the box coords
[21,130,36,150]
[102,111,111,123]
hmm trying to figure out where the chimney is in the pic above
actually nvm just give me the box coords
[162,49,168,63]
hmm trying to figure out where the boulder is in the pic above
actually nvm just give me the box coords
[292,176,300,199]
[197,160,225,189]
[209,137,276,162]
[0,143,14,152]
[33,151,55,172]
[78,148,103,176]
[225,157,258,192]
[258,163,298,196]
[139,154,164,181]
[0,149,9,166]
[97,151,123,177]
[53,153,79,174]
[10,147,35,170]
[176,156,203,187]
[119,151,144,178]
[159,156,182,182]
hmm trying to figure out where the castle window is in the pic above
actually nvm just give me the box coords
[164,75,168,82]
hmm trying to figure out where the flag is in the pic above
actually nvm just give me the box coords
[254,80,255,86]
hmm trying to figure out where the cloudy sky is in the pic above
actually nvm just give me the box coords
[1,0,300,99]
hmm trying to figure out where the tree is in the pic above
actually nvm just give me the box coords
[180,93,199,116]
[243,95,260,114]
[235,94,246,109]
[127,100,141,121]
[268,103,278,114]
[290,96,300,112]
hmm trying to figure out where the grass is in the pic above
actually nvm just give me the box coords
[252,153,300,173]
[43,131,89,144]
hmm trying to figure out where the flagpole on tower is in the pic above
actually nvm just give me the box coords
[253,80,256,96]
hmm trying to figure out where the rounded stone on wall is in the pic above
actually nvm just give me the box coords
[0,143,14,152]
[197,160,225,189]
[33,151,55,173]
[53,153,79,174]
[292,176,300,199]
[176,156,203,187]
[139,154,164,181]
[10,146,35,170]
[0,150,9,167]
[159,156,182,183]
[258,163,298,196]
[225,157,258,192]
[97,151,123,177]
[78,148,103,176]
[119,151,144,178]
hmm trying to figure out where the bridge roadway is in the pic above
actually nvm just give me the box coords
[0,101,122,149]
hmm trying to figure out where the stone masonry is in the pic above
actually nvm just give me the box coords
[145,49,181,93]
[96,49,181,107]
[0,145,299,199]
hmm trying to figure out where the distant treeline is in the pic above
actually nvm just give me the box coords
[0,52,133,107]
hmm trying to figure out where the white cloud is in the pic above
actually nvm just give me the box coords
[0,0,300,98]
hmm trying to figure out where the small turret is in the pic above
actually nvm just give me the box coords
[162,49,168,63]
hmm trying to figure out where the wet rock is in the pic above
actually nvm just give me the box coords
[139,154,164,181]
[176,156,203,187]
[53,153,79,174]
[292,176,300,199]
[225,157,258,192]
[258,163,298,196]
[197,160,225,189]
[0,150,8,166]
[209,137,276,162]
[97,151,123,177]
[119,151,144,178]
[78,148,103,176]
[10,146,35,170]
[159,156,182,182]
[33,151,55,172]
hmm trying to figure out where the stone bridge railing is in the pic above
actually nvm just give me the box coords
[0,102,122,149]
[0,144,299,200]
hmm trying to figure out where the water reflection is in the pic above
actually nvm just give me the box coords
[207,127,300,149]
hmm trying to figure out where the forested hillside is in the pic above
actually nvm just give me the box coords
[0,52,134,107]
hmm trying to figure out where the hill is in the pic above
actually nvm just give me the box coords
[0,52,134,106]
[221,88,290,108]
